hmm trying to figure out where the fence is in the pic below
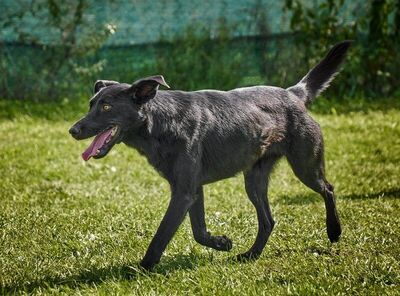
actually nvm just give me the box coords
[1,0,398,101]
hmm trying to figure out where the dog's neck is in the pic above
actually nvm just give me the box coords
[122,98,179,177]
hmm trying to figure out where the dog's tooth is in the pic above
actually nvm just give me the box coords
[96,149,100,154]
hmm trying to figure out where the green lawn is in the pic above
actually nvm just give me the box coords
[0,101,399,295]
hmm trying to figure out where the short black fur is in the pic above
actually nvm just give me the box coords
[69,41,351,270]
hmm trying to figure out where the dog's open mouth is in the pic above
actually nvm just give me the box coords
[82,125,121,161]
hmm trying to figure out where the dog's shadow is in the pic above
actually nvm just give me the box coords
[279,188,400,205]
[2,253,206,294]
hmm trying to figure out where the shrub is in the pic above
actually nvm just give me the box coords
[0,0,115,101]
[284,0,400,98]
[149,25,245,91]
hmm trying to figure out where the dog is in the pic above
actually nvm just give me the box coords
[69,41,351,270]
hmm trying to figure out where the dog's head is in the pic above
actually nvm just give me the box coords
[69,75,169,161]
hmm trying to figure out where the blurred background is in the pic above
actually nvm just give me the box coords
[0,0,399,103]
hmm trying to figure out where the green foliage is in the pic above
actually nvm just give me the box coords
[284,0,400,98]
[150,26,245,91]
[0,0,115,101]
[1,1,400,102]
[0,100,399,294]
[95,25,247,93]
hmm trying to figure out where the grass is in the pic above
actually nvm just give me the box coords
[0,98,399,295]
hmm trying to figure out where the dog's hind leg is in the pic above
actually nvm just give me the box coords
[189,186,233,251]
[287,123,341,243]
[237,156,279,261]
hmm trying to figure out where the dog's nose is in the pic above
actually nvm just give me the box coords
[69,126,81,137]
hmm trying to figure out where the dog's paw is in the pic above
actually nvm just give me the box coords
[211,235,233,251]
[327,219,342,243]
[327,225,342,243]
[139,258,157,271]
[235,251,260,262]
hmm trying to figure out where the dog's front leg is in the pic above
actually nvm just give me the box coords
[140,190,196,270]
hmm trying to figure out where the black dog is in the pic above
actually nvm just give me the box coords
[69,41,351,270]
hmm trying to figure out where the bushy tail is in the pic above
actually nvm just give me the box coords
[287,41,352,106]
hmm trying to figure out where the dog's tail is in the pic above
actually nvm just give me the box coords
[287,41,352,107]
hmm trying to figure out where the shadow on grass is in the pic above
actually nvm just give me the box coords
[341,188,400,200]
[279,188,400,205]
[1,253,205,294]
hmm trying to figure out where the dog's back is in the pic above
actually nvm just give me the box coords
[139,86,291,183]
[132,41,352,185]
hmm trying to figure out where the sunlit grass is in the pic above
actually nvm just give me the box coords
[0,103,399,295]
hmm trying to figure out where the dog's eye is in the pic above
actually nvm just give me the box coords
[102,104,112,111]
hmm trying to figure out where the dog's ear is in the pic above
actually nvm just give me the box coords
[94,80,119,94]
[128,75,170,104]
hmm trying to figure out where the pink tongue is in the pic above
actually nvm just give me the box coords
[82,128,113,161]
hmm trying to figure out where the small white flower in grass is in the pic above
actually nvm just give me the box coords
[110,166,117,173]
[88,233,96,241]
